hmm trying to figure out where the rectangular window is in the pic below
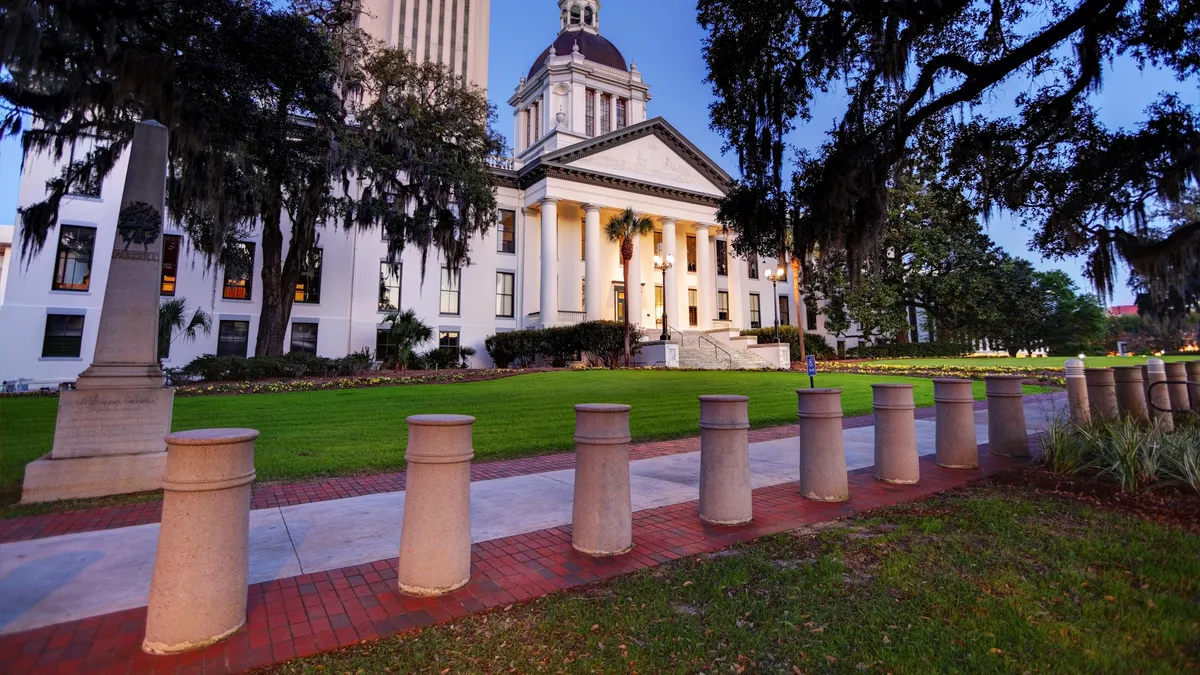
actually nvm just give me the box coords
[496,271,515,318]
[51,225,96,292]
[160,234,181,296]
[222,242,255,300]
[290,322,318,355]
[379,262,402,312]
[581,221,586,260]
[376,328,397,363]
[585,88,596,136]
[716,239,728,276]
[747,258,759,279]
[439,330,460,348]
[614,284,625,322]
[497,209,516,253]
[717,290,729,321]
[688,288,698,327]
[653,231,663,256]
[686,235,697,272]
[294,248,322,304]
[616,98,627,129]
[655,285,664,326]
[217,320,250,357]
[42,314,85,358]
[778,296,791,326]
[749,294,762,329]
[601,94,611,133]
[807,304,819,331]
[440,266,461,315]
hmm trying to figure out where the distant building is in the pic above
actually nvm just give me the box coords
[1108,304,1139,317]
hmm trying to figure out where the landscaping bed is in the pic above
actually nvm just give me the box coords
[261,482,1200,674]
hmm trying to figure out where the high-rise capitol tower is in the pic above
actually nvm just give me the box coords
[359,0,491,90]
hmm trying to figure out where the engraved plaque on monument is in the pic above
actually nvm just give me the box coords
[22,121,175,503]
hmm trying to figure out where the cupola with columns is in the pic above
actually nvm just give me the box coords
[507,0,651,158]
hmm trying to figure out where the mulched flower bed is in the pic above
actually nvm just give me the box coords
[988,465,1200,533]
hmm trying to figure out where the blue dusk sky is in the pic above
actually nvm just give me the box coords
[2,0,1196,306]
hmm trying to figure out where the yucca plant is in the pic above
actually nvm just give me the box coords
[1039,421,1086,474]
[1090,417,1165,492]
[1160,424,1200,493]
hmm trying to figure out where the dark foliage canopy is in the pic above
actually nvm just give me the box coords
[699,0,1199,310]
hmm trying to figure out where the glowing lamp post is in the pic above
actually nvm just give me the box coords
[653,252,674,341]
[765,266,786,344]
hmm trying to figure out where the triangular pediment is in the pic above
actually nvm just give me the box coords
[541,119,731,198]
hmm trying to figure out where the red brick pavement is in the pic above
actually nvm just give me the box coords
[0,437,1035,675]
[1,403,947,545]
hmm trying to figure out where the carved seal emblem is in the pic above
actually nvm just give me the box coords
[117,201,162,250]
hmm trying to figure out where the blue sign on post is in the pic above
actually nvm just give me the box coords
[806,355,817,388]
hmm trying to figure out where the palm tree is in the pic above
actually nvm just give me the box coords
[158,298,213,360]
[382,309,434,370]
[604,208,656,367]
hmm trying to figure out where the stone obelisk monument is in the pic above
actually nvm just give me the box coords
[21,121,175,503]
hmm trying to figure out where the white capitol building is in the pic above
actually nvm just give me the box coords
[0,0,858,386]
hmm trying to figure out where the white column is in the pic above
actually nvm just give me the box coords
[609,95,617,132]
[540,198,559,326]
[542,90,550,138]
[695,224,714,329]
[726,233,743,328]
[594,90,603,134]
[583,204,602,320]
[627,224,644,328]
[660,217,678,335]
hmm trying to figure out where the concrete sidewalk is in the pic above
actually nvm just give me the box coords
[0,396,1065,635]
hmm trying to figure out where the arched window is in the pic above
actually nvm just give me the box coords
[561,9,568,29]
[584,6,593,25]
[570,5,581,24]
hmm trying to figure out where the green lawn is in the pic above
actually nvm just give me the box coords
[0,370,1041,506]
[264,484,1200,674]
[861,355,1198,369]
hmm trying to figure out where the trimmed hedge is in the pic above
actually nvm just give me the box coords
[485,321,644,369]
[846,342,972,359]
[740,326,835,361]
[179,349,374,382]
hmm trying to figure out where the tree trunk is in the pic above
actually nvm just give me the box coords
[254,204,305,357]
[908,303,920,343]
[790,255,805,364]
[621,250,632,367]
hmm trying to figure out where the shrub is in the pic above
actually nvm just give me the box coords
[846,342,972,359]
[483,321,642,369]
[577,320,643,368]
[740,326,835,361]
[181,350,375,382]
[1041,415,1200,493]
[484,330,540,368]
[540,325,581,367]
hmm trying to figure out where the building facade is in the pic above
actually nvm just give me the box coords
[0,0,853,387]
[358,0,490,89]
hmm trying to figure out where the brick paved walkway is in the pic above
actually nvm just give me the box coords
[0,441,1034,675]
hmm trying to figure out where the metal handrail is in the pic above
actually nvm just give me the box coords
[698,332,734,369]
[1146,380,1194,414]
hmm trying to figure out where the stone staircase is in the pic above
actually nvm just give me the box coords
[672,329,776,370]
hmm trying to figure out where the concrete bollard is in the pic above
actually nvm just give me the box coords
[571,404,633,556]
[796,389,848,502]
[871,384,919,484]
[932,378,978,469]
[1112,366,1149,422]
[698,395,753,525]
[1146,359,1174,432]
[1188,361,1200,413]
[1141,364,1151,400]
[1064,359,1091,426]
[397,415,474,596]
[1164,362,1190,413]
[143,429,258,655]
[1085,368,1119,421]
[985,375,1029,458]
